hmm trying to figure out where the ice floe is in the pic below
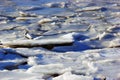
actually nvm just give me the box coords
[0,0,120,80]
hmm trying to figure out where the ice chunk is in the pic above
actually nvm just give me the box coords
[27,63,71,74]
[53,72,93,80]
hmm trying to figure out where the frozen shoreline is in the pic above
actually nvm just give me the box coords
[0,0,120,80]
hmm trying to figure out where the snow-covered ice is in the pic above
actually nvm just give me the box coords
[0,0,120,80]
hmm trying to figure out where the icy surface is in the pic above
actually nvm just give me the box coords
[0,0,120,80]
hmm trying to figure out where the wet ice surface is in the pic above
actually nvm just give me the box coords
[0,0,120,80]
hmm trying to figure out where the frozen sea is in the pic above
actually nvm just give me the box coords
[0,0,120,80]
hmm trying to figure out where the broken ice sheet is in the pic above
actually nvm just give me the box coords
[0,0,120,80]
